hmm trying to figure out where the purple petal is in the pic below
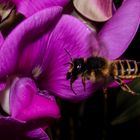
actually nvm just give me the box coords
[0,81,6,91]
[0,77,7,91]
[98,0,140,59]
[0,117,49,140]
[73,0,113,22]
[18,33,50,75]
[39,15,100,101]
[26,128,49,140]
[0,7,62,78]
[10,77,60,121]
[0,32,4,48]
[12,0,69,17]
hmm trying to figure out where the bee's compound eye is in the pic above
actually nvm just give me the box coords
[66,72,72,80]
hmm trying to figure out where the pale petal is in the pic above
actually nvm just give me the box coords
[73,0,113,21]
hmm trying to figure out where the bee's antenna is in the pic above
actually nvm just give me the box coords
[63,62,73,66]
[64,48,77,94]
[64,48,73,62]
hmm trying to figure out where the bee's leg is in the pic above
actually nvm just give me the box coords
[114,76,138,96]
[102,87,108,99]
[82,75,86,91]
[70,77,77,95]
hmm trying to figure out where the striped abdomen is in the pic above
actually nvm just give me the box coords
[112,60,140,79]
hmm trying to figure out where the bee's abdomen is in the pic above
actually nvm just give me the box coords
[113,60,140,79]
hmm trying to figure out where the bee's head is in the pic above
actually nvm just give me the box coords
[64,48,86,94]
[66,58,85,80]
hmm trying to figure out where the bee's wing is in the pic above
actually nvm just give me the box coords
[98,40,109,59]
[89,34,109,59]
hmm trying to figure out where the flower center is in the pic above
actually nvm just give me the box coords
[32,66,42,79]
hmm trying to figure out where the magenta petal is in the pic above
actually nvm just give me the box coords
[0,117,49,139]
[40,15,100,101]
[26,128,49,140]
[0,7,62,78]
[0,80,6,91]
[18,34,49,75]
[13,0,69,17]
[0,33,4,48]
[98,0,140,59]
[73,0,113,21]
[10,78,60,121]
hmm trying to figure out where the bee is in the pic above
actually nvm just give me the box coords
[66,49,140,95]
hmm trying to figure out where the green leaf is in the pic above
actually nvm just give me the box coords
[111,78,140,125]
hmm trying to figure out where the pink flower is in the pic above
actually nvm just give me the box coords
[0,0,69,45]
[0,0,139,139]
[0,0,69,17]
[0,6,62,140]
